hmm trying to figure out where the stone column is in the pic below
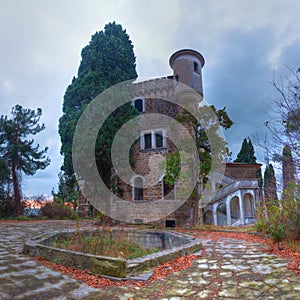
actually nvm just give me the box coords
[226,197,231,226]
[239,190,245,225]
[213,203,218,226]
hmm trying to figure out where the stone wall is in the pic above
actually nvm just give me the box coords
[224,163,262,180]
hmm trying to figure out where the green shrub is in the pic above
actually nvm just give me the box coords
[16,216,30,221]
[0,197,16,218]
[256,183,300,242]
[41,202,78,220]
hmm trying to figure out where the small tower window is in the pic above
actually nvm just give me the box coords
[175,74,179,82]
[194,62,199,72]
[132,98,144,113]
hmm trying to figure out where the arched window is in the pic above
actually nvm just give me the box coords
[230,196,240,225]
[133,176,144,201]
[243,193,254,217]
[132,98,144,113]
[204,210,213,225]
[216,203,227,226]
[162,175,175,200]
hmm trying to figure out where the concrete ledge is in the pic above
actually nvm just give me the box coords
[23,229,202,279]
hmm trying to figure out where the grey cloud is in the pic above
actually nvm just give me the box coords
[1,0,300,195]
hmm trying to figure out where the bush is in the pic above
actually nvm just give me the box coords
[95,211,114,225]
[256,183,300,242]
[0,197,16,218]
[16,216,30,221]
[41,202,78,220]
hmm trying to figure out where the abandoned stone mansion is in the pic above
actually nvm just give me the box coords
[78,49,262,227]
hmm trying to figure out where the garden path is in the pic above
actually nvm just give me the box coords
[0,220,299,299]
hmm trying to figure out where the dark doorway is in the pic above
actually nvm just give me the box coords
[166,220,176,228]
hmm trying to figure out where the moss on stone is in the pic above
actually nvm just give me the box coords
[91,257,126,278]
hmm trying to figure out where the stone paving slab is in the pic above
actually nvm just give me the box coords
[0,220,299,299]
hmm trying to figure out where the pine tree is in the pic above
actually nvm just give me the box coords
[0,105,50,215]
[282,145,295,191]
[58,22,138,197]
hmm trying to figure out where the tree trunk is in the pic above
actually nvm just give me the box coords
[190,190,199,227]
[11,162,22,216]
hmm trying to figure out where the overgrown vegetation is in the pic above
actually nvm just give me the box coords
[51,229,158,259]
[164,105,233,226]
[256,183,300,242]
[40,201,78,220]
[0,196,15,219]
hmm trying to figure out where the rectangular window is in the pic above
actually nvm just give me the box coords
[155,132,163,148]
[144,133,152,149]
[141,130,166,150]
[194,62,199,72]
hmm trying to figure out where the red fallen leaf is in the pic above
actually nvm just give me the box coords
[34,253,200,289]
[35,228,300,289]
[179,229,300,277]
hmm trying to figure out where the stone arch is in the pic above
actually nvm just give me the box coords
[217,202,227,226]
[230,196,240,223]
[203,210,214,225]
[132,175,145,201]
[243,193,254,217]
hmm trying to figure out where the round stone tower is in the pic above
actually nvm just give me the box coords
[169,49,205,97]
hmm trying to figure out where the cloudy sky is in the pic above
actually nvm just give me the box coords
[1,0,299,196]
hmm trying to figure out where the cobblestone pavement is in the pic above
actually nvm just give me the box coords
[0,220,299,299]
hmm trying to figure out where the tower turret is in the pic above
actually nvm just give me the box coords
[169,49,205,97]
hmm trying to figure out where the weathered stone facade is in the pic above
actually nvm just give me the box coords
[78,49,262,227]
[113,50,205,226]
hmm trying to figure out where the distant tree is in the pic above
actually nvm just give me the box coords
[52,172,79,210]
[264,163,278,203]
[0,105,50,215]
[0,157,10,200]
[235,138,263,187]
[58,22,138,199]
[0,158,13,218]
[282,145,295,191]
[265,67,300,176]
[235,138,257,164]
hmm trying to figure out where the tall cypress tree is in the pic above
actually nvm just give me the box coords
[282,145,295,191]
[264,163,278,202]
[58,22,138,199]
[235,138,257,164]
[234,138,263,187]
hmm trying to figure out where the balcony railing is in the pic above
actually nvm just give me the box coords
[207,179,259,204]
